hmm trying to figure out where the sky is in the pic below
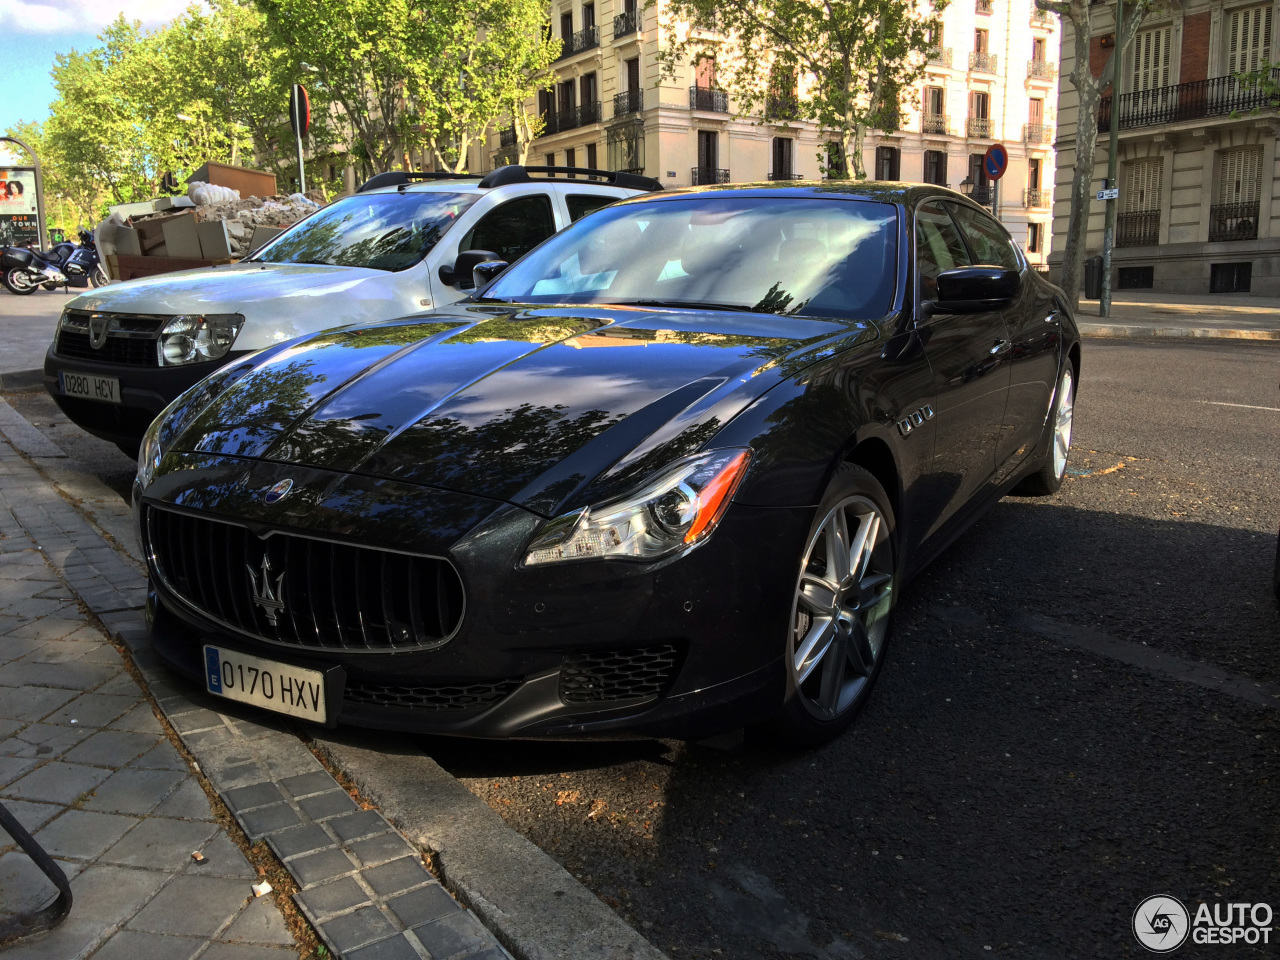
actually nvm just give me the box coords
[0,0,199,147]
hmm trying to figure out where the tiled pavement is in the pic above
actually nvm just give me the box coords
[0,404,511,959]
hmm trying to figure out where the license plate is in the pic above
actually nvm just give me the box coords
[59,371,121,404]
[203,645,327,723]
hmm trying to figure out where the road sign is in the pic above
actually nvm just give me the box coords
[289,84,311,138]
[1097,187,1119,201]
[983,143,1009,181]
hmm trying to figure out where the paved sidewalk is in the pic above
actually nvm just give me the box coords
[1076,292,1280,340]
[0,289,71,383]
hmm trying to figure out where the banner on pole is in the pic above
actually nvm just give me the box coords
[0,168,38,246]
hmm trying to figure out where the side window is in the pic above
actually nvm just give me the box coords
[460,195,557,261]
[566,193,615,222]
[915,200,971,300]
[949,203,1021,270]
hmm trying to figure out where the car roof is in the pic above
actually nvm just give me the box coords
[609,180,986,211]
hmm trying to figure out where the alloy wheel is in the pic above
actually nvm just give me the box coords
[789,495,893,720]
[6,268,36,293]
[1052,368,1075,480]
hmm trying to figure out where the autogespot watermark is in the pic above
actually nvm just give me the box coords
[1132,895,1274,952]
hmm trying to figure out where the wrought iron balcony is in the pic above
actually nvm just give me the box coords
[539,101,603,136]
[967,116,993,138]
[970,52,998,73]
[921,113,950,134]
[1209,201,1260,241]
[613,89,643,117]
[767,172,804,180]
[499,126,516,148]
[766,93,799,120]
[689,85,729,112]
[691,167,730,184]
[976,0,993,13]
[970,186,994,207]
[1023,187,1050,207]
[928,47,954,67]
[556,25,599,60]
[1027,59,1056,80]
[1099,69,1280,131]
[1116,211,1160,247]
[1022,122,1053,143]
[613,8,640,38]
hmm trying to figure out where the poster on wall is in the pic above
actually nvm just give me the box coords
[0,168,39,246]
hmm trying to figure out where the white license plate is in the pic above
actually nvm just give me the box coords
[60,371,121,404]
[203,645,327,723]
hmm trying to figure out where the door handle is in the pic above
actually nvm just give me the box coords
[990,339,1012,355]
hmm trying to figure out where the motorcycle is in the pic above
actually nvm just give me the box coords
[1,230,109,295]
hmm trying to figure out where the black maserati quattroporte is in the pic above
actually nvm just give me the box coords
[134,183,1079,744]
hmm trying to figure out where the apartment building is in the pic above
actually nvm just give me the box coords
[472,0,1060,265]
[1050,0,1280,294]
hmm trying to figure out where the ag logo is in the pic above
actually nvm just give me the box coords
[1133,895,1190,953]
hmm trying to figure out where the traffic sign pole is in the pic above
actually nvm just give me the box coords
[290,84,311,194]
[1100,0,1125,317]
[983,143,1009,222]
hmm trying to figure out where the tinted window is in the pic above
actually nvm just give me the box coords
[460,195,556,261]
[915,201,971,300]
[254,192,478,271]
[566,194,615,221]
[950,203,1021,270]
[485,196,898,320]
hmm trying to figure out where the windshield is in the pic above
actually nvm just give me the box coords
[484,196,898,319]
[252,192,479,271]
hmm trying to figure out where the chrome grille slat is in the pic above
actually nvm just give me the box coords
[145,506,463,653]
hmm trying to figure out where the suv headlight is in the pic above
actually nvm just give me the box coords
[157,314,244,366]
[523,449,751,566]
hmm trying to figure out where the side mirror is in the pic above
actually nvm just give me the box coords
[928,266,1020,314]
[471,259,509,290]
[439,249,501,290]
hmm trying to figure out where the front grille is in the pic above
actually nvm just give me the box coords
[344,679,521,711]
[146,507,465,652]
[55,329,158,366]
[559,644,683,704]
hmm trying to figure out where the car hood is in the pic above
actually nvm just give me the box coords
[170,304,866,516]
[68,262,394,316]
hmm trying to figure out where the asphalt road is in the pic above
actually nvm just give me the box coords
[8,337,1280,959]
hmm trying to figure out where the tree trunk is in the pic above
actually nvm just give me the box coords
[1060,93,1100,313]
[850,122,868,180]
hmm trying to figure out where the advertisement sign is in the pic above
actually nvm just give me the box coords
[0,168,39,246]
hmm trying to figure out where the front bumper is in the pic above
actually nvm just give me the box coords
[44,344,249,448]
[140,453,809,739]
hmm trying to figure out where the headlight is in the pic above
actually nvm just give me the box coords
[157,314,244,366]
[136,407,168,488]
[523,448,751,566]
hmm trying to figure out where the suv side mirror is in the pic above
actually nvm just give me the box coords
[439,249,501,290]
[928,266,1020,314]
[471,259,509,290]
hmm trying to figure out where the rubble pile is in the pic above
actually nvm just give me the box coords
[128,189,326,258]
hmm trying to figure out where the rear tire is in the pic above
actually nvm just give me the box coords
[4,267,37,295]
[1013,363,1075,497]
[766,463,898,747]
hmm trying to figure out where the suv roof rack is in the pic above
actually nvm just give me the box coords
[476,165,663,192]
[356,171,480,193]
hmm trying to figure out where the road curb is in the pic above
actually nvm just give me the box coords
[1078,322,1280,340]
[0,368,44,391]
[315,736,669,960]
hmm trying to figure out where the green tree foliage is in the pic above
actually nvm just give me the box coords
[657,0,945,179]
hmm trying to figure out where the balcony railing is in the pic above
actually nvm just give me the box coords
[689,85,729,112]
[1027,59,1056,80]
[540,101,603,136]
[499,126,516,148]
[766,93,799,120]
[1023,187,1050,207]
[928,47,954,67]
[613,89,643,116]
[970,186,994,207]
[1023,122,1053,143]
[967,116,993,137]
[1099,69,1280,131]
[768,172,804,180]
[1031,7,1053,25]
[921,113,950,134]
[1209,201,1260,241]
[613,8,640,38]
[556,25,599,60]
[976,0,994,13]
[970,52,998,73]
[1116,211,1160,247]
[691,167,730,184]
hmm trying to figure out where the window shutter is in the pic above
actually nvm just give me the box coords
[1227,6,1273,75]
[1132,26,1172,92]
[1219,147,1262,204]
[1124,158,1163,213]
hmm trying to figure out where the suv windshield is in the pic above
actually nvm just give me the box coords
[484,196,898,319]
[253,192,479,271]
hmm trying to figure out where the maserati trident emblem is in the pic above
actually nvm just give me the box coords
[88,314,110,350]
[264,478,294,504]
[247,554,286,626]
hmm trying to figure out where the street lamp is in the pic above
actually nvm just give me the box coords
[959,175,974,196]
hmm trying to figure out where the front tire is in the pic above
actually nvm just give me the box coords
[90,264,110,287]
[4,267,37,295]
[770,463,897,746]
[1013,363,1075,497]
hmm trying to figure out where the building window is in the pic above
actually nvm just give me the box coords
[1212,146,1263,240]
[586,142,598,168]
[565,147,576,172]
[771,137,794,179]
[1210,262,1252,293]
[825,142,848,179]
[924,149,947,185]
[1124,158,1162,212]
[1226,5,1273,75]
[582,2,595,28]
[606,121,644,173]
[1028,157,1042,188]
[1131,26,1172,92]
[1118,266,1154,289]
[1032,37,1047,62]
[1027,222,1042,252]
[875,146,900,180]
[561,10,573,41]
[974,28,988,54]
[545,151,556,166]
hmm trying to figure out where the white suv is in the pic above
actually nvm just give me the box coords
[44,166,659,452]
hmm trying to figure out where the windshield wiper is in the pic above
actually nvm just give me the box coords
[613,299,749,312]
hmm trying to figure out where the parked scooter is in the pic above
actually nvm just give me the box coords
[1,230,108,295]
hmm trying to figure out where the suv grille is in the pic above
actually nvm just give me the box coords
[559,644,683,704]
[146,507,465,652]
[344,679,521,711]
[54,311,166,367]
